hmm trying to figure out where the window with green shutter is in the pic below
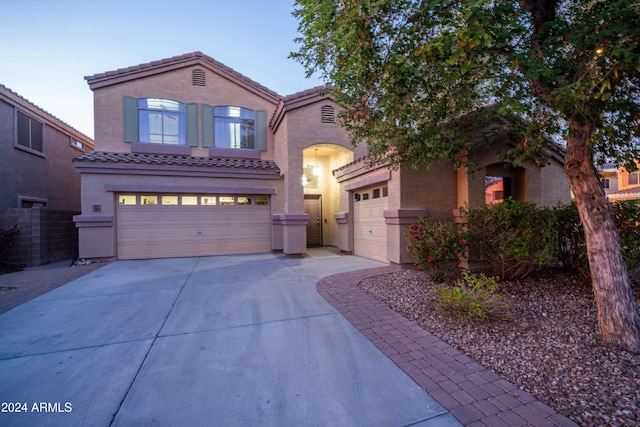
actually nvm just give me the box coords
[123,97,194,146]
[202,105,267,151]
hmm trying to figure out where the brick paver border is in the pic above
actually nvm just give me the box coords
[317,267,578,427]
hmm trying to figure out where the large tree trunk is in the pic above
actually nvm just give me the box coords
[564,120,640,353]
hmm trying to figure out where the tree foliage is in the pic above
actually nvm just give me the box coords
[292,0,640,168]
[292,0,640,352]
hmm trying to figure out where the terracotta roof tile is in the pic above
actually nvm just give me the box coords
[271,85,335,130]
[74,152,280,173]
[0,84,93,143]
[608,185,640,198]
[281,84,333,104]
[84,52,281,103]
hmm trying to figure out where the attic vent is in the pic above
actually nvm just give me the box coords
[321,105,335,123]
[192,69,206,86]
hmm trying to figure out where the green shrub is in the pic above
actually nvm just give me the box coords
[554,199,640,278]
[434,270,512,322]
[405,216,467,280]
[0,225,20,268]
[461,199,556,280]
[612,200,640,274]
[553,201,589,277]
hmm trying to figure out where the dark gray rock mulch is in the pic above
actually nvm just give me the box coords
[359,268,640,427]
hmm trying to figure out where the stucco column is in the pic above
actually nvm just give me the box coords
[281,169,308,256]
[384,208,428,264]
[334,212,352,254]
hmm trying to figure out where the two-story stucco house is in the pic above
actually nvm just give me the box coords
[0,84,94,266]
[74,52,570,264]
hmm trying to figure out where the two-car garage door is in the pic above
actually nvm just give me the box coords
[116,193,271,260]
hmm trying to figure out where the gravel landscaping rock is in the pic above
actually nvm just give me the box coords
[359,267,640,427]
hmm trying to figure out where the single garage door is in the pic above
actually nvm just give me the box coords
[353,186,388,262]
[116,193,271,260]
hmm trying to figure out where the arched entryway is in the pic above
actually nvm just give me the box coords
[302,144,353,247]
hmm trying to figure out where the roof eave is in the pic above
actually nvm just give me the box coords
[85,52,282,105]
[270,85,334,131]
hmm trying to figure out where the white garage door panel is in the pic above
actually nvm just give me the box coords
[117,202,271,260]
[354,196,388,262]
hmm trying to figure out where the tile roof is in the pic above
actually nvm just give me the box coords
[84,52,281,103]
[608,185,640,199]
[271,85,335,130]
[281,85,333,105]
[74,152,280,173]
[0,84,93,144]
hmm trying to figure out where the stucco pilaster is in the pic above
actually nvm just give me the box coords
[281,160,308,256]
[334,212,352,254]
[275,213,309,256]
[384,208,428,264]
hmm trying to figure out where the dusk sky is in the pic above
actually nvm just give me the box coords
[0,0,323,138]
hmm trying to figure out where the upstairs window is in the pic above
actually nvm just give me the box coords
[70,138,84,150]
[17,111,44,153]
[214,106,255,149]
[138,98,186,145]
[630,171,640,186]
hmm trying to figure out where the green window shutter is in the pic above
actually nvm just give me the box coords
[255,110,267,151]
[123,96,139,143]
[201,104,214,148]
[186,103,199,147]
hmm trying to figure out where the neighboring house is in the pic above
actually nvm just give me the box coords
[74,52,570,264]
[0,84,94,266]
[605,162,640,202]
[599,162,620,197]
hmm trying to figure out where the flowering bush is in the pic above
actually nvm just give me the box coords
[0,225,20,269]
[405,216,467,280]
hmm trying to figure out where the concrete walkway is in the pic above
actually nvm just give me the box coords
[0,251,461,426]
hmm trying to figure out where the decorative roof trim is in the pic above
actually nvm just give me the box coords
[85,52,281,104]
[104,183,277,195]
[271,85,334,131]
[73,152,281,179]
[0,84,94,146]
[333,155,387,181]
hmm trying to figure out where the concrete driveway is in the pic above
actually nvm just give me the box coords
[0,252,460,426]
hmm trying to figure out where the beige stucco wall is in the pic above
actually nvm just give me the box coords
[398,163,458,215]
[462,148,570,208]
[337,141,570,265]
[274,100,356,253]
[539,161,571,206]
[76,170,283,260]
[92,66,278,158]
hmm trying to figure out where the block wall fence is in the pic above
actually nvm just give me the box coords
[0,208,79,267]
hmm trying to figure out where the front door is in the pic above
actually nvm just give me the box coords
[304,196,322,246]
